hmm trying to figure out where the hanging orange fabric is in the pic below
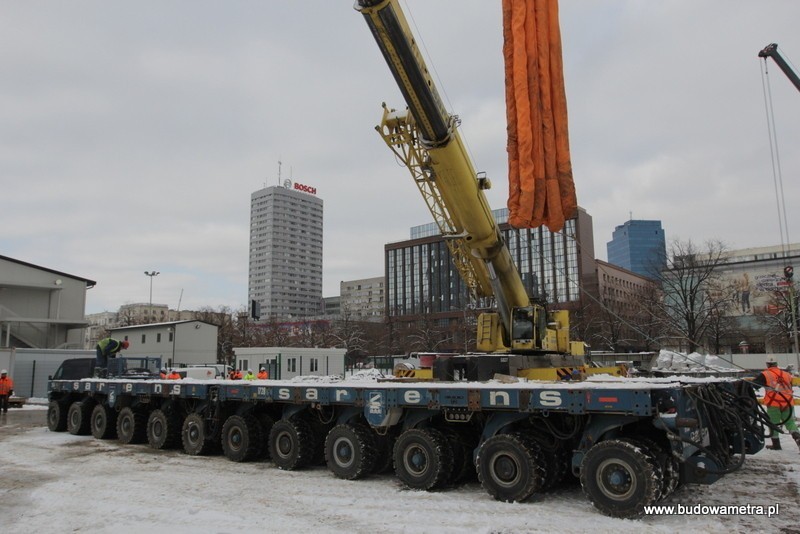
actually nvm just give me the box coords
[503,0,576,232]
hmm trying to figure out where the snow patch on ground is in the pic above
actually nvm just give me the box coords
[1,411,799,534]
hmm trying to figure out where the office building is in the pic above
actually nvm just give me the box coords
[341,276,385,322]
[385,207,597,332]
[606,220,666,278]
[248,181,323,320]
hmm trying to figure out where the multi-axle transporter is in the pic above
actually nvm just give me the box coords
[48,372,765,518]
[46,1,770,521]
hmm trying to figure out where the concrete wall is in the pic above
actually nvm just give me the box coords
[233,347,346,379]
[0,348,94,399]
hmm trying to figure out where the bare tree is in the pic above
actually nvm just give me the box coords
[591,298,636,352]
[655,239,732,353]
[407,313,451,352]
[628,281,669,352]
[757,288,798,353]
[325,307,368,366]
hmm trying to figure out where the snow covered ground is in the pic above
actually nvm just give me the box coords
[1,406,799,534]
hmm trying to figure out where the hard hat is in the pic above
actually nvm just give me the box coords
[1,369,6,374]
[766,357,778,367]
[121,340,130,349]
[248,369,252,373]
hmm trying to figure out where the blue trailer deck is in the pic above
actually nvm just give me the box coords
[47,374,770,519]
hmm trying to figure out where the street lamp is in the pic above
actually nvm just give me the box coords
[144,271,160,323]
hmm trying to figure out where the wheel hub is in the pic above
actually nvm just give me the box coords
[277,432,293,457]
[596,459,636,501]
[405,445,428,475]
[333,437,354,468]
[492,453,520,486]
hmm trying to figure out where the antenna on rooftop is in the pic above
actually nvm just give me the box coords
[277,159,282,185]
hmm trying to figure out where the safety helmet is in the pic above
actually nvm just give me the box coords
[1,369,6,375]
[248,369,253,373]
[766,357,778,367]
[121,340,130,349]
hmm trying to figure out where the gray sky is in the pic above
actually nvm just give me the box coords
[3,1,799,314]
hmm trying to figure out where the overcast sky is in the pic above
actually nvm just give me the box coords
[3,1,799,314]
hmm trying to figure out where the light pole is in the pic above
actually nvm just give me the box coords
[144,271,160,323]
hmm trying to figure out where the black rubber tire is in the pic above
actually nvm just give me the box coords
[47,400,68,432]
[67,400,93,436]
[580,438,664,519]
[307,417,331,466]
[538,445,568,490]
[254,413,275,460]
[393,428,454,491]
[628,436,672,500]
[182,412,214,455]
[476,433,547,502]
[324,423,377,480]
[116,407,148,444]
[91,404,117,440]
[268,418,316,470]
[147,409,182,450]
[371,432,396,474]
[554,446,576,487]
[221,414,262,462]
[441,428,476,484]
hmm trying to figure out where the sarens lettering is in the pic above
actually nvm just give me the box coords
[293,182,316,195]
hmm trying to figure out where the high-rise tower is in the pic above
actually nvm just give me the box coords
[606,220,666,277]
[248,181,323,319]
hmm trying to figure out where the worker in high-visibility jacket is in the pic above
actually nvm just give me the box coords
[0,369,14,413]
[243,369,256,381]
[95,337,129,378]
[752,358,800,451]
[167,369,182,380]
[257,367,269,380]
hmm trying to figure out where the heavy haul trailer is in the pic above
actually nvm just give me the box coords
[48,376,765,518]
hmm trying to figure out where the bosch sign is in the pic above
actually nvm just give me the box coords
[293,182,317,195]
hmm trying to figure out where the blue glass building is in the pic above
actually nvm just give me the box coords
[606,220,666,278]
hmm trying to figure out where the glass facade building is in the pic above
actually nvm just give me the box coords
[248,184,323,319]
[606,220,666,278]
[385,208,594,319]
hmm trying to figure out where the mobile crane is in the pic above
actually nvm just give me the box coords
[45,3,771,520]
[356,0,584,373]
[759,43,800,93]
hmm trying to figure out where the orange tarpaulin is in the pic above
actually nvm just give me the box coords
[503,0,576,232]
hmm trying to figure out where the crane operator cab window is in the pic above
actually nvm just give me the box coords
[511,307,535,342]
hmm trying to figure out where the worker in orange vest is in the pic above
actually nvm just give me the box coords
[232,369,243,380]
[752,357,799,451]
[167,369,182,380]
[257,367,269,380]
[159,368,168,379]
[0,369,14,413]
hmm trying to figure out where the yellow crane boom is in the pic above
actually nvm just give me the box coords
[356,0,580,356]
